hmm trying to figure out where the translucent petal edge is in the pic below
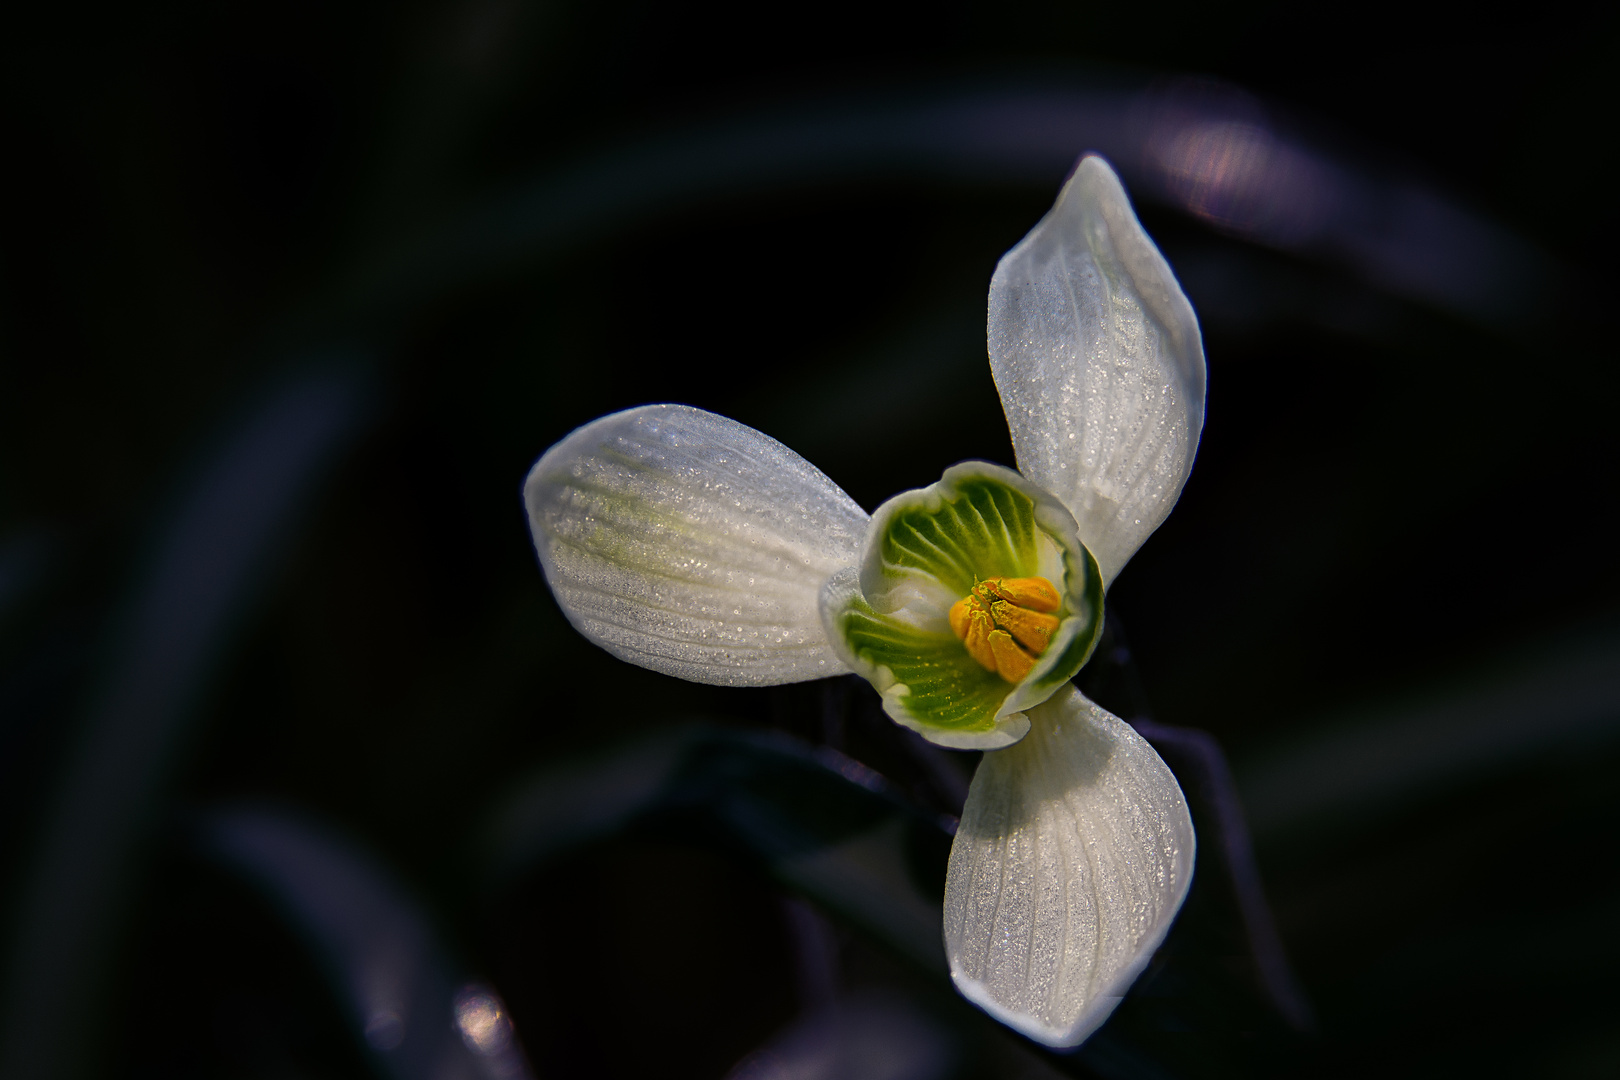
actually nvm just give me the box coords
[1061,156,1204,395]
[1001,541,1103,719]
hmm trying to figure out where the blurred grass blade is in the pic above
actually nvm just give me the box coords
[724,989,955,1080]
[203,806,531,1080]
[486,725,952,973]
[351,78,1554,331]
[0,366,369,1080]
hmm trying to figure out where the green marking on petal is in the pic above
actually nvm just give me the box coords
[840,602,1010,725]
[821,463,1105,750]
[875,473,1043,598]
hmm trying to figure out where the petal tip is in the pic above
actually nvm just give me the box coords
[950,973,1119,1050]
[987,149,1206,586]
[943,689,1196,1050]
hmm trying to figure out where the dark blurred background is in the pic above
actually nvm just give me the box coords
[2,3,1617,1078]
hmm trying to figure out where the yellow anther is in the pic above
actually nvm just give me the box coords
[983,576,1062,613]
[988,629,1036,682]
[948,595,976,643]
[956,607,999,673]
[948,575,1062,683]
[989,599,1059,653]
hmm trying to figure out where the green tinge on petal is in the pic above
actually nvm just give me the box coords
[840,597,1011,723]
[876,473,1044,597]
[823,463,1105,750]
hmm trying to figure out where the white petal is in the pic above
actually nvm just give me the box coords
[988,156,1206,587]
[524,404,869,685]
[944,685,1195,1048]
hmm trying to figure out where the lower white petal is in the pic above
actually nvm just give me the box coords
[944,684,1195,1048]
[524,404,869,685]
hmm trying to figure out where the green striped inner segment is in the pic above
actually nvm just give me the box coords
[837,605,1008,733]
[879,477,1041,595]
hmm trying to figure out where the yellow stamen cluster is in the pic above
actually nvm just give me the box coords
[947,576,1062,683]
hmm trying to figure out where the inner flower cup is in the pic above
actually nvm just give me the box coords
[819,461,1104,750]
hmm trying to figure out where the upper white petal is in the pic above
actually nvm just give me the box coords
[523,404,869,685]
[944,685,1195,1048]
[988,155,1206,587]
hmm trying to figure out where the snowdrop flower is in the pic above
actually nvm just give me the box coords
[523,157,1202,1048]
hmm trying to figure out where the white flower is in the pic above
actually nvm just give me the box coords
[523,157,1204,1048]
